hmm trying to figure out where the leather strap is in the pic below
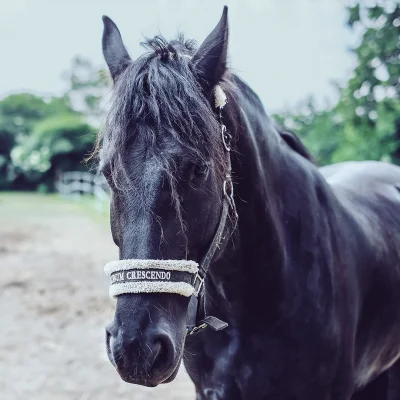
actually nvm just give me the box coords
[186,100,234,335]
[186,198,230,334]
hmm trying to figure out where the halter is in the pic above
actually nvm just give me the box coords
[104,84,236,335]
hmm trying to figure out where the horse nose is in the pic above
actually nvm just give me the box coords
[105,323,175,380]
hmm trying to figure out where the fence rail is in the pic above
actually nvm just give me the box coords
[56,171,110,212]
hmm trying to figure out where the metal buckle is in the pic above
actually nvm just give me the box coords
[193,273,204,297]
[221,125,231,152]
[223,180,235,208]
[223,180,233,199]
[188,322,207,335]
[223,180,238,218]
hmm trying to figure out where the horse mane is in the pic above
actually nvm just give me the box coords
[141,34,197,59]
[276,125,315,163]
[229,75,314,164]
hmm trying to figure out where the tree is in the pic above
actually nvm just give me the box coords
[0,93,77,188]
[0,57,106,190]
[275,1,400,166]
[63,56,110,120]
[337,1,400,162]
[11,114,95,189]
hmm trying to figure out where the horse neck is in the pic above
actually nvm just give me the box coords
[207,78,326,327]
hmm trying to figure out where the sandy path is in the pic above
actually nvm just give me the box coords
[0,194,194,400]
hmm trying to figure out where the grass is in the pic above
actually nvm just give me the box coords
[0,191,110,225]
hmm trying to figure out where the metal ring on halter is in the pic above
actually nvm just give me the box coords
[192,273,204,297]
[223,180,235,206]
[223,179,237,216]
[188,322,207,335]
[223,179,233,198]
[221,125,231,152]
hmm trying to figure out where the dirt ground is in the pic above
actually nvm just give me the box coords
[0,193,194,400]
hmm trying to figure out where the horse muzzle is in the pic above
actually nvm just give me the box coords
[105,300,183,386]
[103,259,227,385]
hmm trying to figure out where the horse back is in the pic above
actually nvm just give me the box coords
[321,161,400,388]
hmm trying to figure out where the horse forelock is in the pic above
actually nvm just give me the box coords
[140,34,197,59]
[97,34,230,186]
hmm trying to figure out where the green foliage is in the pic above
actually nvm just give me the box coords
[0,57,105,190]
[347,4,361,27]
[0,93,76,163]
[275,1,400,166]
[0,93,74,136]
[11,114,95,179]
[275,98,344,165]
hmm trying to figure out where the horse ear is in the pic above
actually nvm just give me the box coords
[191,6,229,90]
[102,16,131,81]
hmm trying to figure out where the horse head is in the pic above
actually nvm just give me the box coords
[100,7,233,386]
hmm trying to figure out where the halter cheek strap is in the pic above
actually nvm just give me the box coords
[185,85,235,334]
[104,84,234,336]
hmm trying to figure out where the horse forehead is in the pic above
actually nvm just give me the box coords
[142,155,162,177]
[135,156,164,191]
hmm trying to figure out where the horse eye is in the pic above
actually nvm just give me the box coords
[192,163,209,179]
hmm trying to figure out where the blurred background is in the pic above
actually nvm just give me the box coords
[0,0,398,399]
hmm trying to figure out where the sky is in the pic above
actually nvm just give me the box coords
[0,0,357,113]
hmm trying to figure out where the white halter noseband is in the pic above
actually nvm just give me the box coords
[104,259,201,298]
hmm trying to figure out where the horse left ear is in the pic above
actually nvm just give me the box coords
[191,6,229,90]
[102,15,131,81]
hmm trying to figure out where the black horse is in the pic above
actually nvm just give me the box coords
[99,7,400,399]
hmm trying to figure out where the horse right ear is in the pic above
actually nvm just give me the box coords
[191,6,229,91]
[102,16,131,81]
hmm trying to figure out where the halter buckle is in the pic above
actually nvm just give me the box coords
[193,273,204,297]
[223,179,233,198]
[221,125,231,152]
[188,322,207,335]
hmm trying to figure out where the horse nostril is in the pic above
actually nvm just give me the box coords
[106,323,177,380]
[105,327,116,366]
[151,333,175,373]
[106,329,111,353]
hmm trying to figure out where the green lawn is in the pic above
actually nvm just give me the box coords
[0,192,110,224]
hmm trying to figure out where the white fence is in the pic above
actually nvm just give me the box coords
[56,171,110,212]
